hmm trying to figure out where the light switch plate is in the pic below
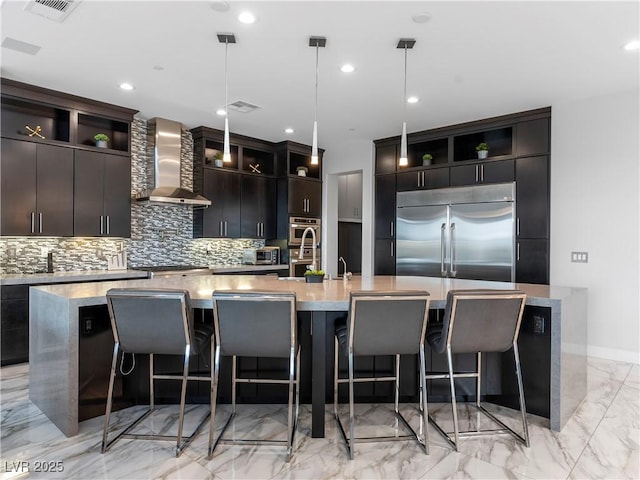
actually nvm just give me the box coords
[571,251,589,263]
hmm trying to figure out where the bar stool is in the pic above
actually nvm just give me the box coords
[425,289,529,451]
[209,290,299,462]
[102,288,214,457]
[333,290,431,459]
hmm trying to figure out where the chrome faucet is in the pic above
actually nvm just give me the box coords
[339,256,347,276]
[299,227,317,271]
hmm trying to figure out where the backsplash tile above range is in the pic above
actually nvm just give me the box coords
[0,118,263,274]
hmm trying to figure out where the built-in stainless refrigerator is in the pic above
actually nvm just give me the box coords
[396,183,515,282]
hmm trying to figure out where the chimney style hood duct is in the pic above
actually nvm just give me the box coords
[135,118,211,206]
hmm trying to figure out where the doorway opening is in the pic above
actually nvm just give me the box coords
[337,171,363,277]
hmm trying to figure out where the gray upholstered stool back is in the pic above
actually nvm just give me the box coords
[106,288,196,355]
[212,290,296,358]
[348,290,430,356]
[433,289,527,354]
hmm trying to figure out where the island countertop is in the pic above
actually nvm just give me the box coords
[29,274,587,438]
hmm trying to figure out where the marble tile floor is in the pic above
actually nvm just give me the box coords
[0,357,638,480]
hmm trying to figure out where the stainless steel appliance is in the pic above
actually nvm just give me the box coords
[289,247,321,277]
[396,183,515,282]
[289,217,320,246]
[134,266,213,278]
[243,246,280,265]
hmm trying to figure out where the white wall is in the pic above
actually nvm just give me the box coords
[551,89,640,364]
[321,138,374,277]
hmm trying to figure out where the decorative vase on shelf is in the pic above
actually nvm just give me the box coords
[214,159,224,167]
[477,150,488,159]
[297,166,308,177]
[422,154,433,166]
[96,140,108,148]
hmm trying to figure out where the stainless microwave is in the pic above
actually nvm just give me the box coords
[289,217,321,246]
[243,247,280,265]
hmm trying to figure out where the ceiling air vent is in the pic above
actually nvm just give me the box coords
[24,0,80,22]
[227,100,260,114]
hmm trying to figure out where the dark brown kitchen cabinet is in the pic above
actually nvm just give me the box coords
[288,177,321,217]
[1,285,29,365]
[449,159,514,187]
[396,167,449,192]
[74,150,131,237]
[375,174,396,240]
[195,169,241,238]
[374,238,396,275]
[516,239,549,284]
[516,156,549,239]
[516,118,550,157]
[0,139,73,236]
[241,175,276,239]
[375,143,398,174]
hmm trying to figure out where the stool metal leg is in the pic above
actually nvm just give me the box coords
[333,337,339,419]
[286,345,295,462]
[174,346,190,456]
[418,346,430,454]
[394,354,400,414]
[447,346,460,451]
[102,342,119,453]
[232,355,237,414]
[514,343,530,447]
[348,347,355,460]
[150,353,155,410]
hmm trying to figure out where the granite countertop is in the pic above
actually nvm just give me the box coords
[0,264,289,286]
[0,269,149,286]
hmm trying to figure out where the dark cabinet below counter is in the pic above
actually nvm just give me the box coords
[1,285,29,365]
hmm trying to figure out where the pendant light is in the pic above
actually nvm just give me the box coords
[397,38,415,167]
[217,33,236,163]
[309,37,326,165]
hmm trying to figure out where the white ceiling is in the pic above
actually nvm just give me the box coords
[1,1,638,148]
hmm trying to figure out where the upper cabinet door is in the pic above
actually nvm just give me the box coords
[74,150,106,236]
[375,144,397,174]
[36,144,74,236]
[103,154,131,237]
[0,139,73,236]
[1,139,37,235]
[516,156,549,239]
[517,119,550,156]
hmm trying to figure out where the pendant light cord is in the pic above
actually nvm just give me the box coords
[315,44,319,124]
[225,39,229,117]
[403,45,408,119]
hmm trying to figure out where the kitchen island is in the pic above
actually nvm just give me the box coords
[29,275,587,438]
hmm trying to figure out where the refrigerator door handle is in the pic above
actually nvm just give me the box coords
[450,222,457,277]
[440,223,447,276]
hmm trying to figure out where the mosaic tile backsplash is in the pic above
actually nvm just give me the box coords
[0,119,263,274]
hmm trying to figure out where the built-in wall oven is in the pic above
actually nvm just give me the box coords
[289,247,321,277]
[289,217,321,246]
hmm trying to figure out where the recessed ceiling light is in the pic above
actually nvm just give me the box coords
[152,65,164,71]
[624,40,639,51]
[340,64,355,73]
[238,11,257,24]
[119,83,134,91]
[216,108,227,116]
[210,1,230,12]
[407,96,419,104]
[284,127,294,134]
[412,12,431,24]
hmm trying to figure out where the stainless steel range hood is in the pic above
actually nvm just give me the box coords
[135,117,211,206]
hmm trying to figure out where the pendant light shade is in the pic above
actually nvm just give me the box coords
[309,37,326,165]
[217,33,236,163]
[397,39,415,168]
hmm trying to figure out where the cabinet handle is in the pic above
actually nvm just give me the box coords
[225,221,228,237]
[30,212,35,234]
[257,223,260,237]
[417,172,421,187]
[100,216,104,235]
[481,164,484,182]
[38,212,43,233]
[517,242,520,261]
[475,165,479,183]
[517,217,520,236]
[106,215,110,235]
[390,241,394,257]
[450,223,457,276]
[440,223,447,277]
[390,221,394,238]
[261,222,264,237]
[219,221,223,236]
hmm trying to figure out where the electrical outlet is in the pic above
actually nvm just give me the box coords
[533,315,545,334]
[571,251,589,263]
[7,247,16,259]
[40,247,48,256]
[96,249,103,258]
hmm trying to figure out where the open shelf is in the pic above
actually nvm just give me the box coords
[289,151,320,179]
[1,97,70,142]
[406,138,449,168]
[241,147,275,176]
[453,127,513,162]
[77,113,129,152]
[204,139,239,169]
